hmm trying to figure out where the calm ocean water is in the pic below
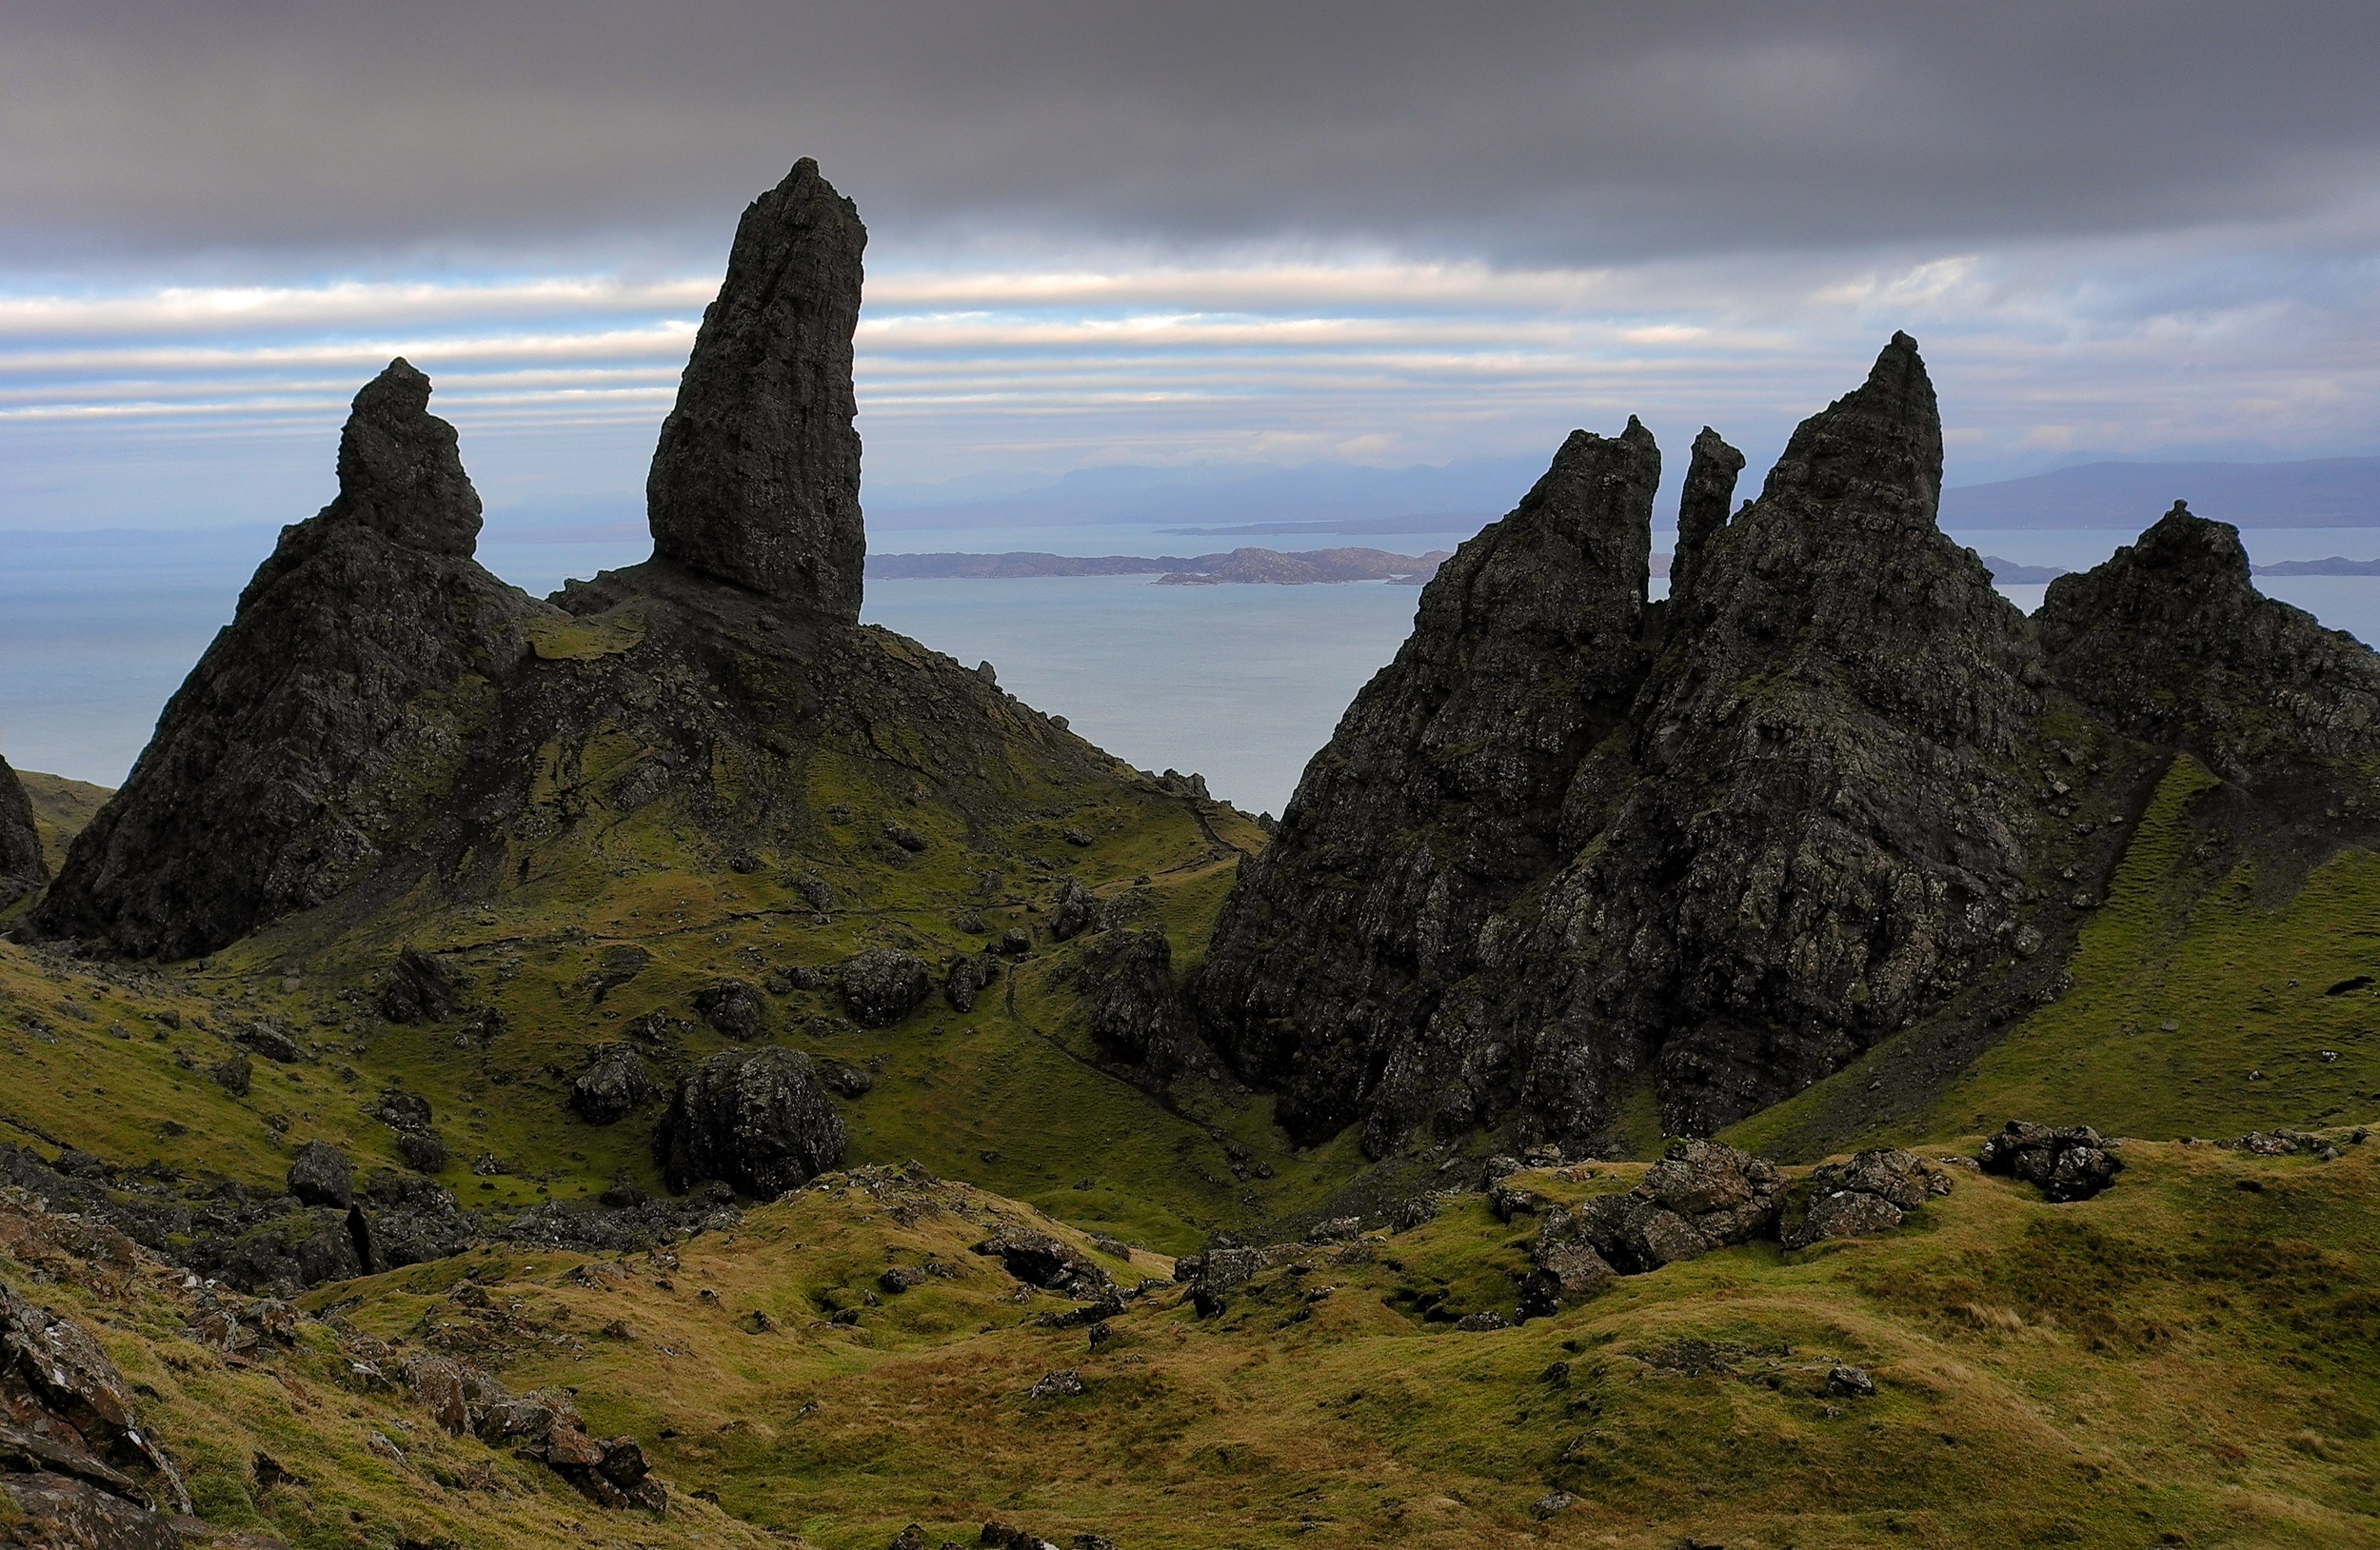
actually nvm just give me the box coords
[9,522,2380,815]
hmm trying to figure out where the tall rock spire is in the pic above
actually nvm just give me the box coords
[1668,427,1744,604]
[1755,330,1942,530]
[646,158,867,620]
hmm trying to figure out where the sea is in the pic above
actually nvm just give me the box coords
[10,519,2380,817]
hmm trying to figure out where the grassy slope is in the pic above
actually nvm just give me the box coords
[0,725,1358,1249]
[1730,756,2380,1157]
[272,1137,2380,1550]
[15,768,112,877]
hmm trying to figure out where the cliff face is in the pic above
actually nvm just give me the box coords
[0,757,44,905]
[1192,423,1661,1143]
[35,362,541,957]
[646,158,867,620]
[1197,336,2082,1154]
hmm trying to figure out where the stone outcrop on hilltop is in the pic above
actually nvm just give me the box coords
[34,361,544,958]
[1192,422,1662,1143]
[37,161,1150,964]
[0,755,44,904]
[1665,426,1745,605]
[1197,335,2055,1151]
[646,156,867,620]
[2037,500,2380,769]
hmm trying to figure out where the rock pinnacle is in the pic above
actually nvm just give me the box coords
[327,359,484,555]
[647,158,867,619]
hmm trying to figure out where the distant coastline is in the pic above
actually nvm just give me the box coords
[867,546,1450,586]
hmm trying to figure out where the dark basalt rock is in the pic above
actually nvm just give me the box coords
[285,1141,353,1209]
[0,1283,195,1540]
[1080,929,1208,1082]
[1781,1147,1951,1248]
[693,979,764,1041]
[1048,878,1099,942]
[570,1045,656,1125]
[944,949,1002,1012]
[1196,335,2057,1152]
[33,362,540,959]
[0,755,45,905]
[1667,427,1745,605]
[646,157,867,619]
[2038,501,2380,769]
[657,1047,846,1198]
[1194,419,1662,1146]
[379,946,460,1023]
[971,1227,1114,1301]
[1978,1120,2122,1201]
[841,948,929,1027]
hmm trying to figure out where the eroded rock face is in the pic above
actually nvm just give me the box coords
[34,362,540,959]
[2038,502,2380,768]
[658,1047,846,1198]
[646,158,867,619]
[1195,335,2054,1152]
[0,756,45,904]
[1080,929,1208,1081]
[1194,420,1662,1145]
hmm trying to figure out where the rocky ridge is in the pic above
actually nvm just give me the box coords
[1192,332,2380,1158]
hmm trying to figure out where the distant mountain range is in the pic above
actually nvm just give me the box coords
[867,546,1448,585]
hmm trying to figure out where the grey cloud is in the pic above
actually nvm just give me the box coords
[5,1,2380,264]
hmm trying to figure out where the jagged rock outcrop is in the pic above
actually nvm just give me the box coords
[0,1283,196,1542]
[658,1047,846,1198]
[0,755,44,905]
[646,157,867,618]
[1080,929,1210,1082]
[1196,335,2055,1153]
[1781,1147,1952,1247]
[1667,427,1745,605]
[1978,1120,2122,1201]
[2038,501,2380,769]
[34,361,541,958]
[1194,420,1662,1144]
[570,1045,656,1125]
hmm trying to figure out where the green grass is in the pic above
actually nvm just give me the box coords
[14,767,111,876]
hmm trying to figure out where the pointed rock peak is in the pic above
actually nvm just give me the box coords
[1670,427,1746,602]
[647,157,867,621]
[1756,331,1943,527]
[327,358,483,556]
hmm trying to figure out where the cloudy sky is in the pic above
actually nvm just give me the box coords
[6,1,2380,534]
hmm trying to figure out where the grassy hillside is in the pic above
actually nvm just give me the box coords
[15,767,111,876]
[15,1133,2373,1549]
[1730,755,2380,1160]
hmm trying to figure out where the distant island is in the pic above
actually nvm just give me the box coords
[866,545,1451,585]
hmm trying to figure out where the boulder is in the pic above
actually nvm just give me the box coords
[570,1045,657,1125]
[1531,1141,1782,1287]
[286,1142,354,1209]
[973,1227,1114,1301]
[210,1052,252,1097]
[0,756,46,905]
[944,950,1002,1012]
[693,979,764,1041]
[1080,929,1207,1080]
[1977,1121,2123,1202]
[657,1047,846,1198]
[1782,1145,1954,1244]
[842,948,929,1027]
[645,158,866,620]
[380,947,460,1023]
[1049,879,1099,943]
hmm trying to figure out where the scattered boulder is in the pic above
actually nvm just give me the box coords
[210,1052,252,1097]
[1828,1364,1878,1399]
[380,947,460,1023]
[1025,1369,1086,1399]
[945,950,1002,1012]
[973,1228,1114,1301]
[1529,1142,1781,1296]
[285,1142,354,1209]
[1049,880,1100,943]
[657,1047,846,1198]
[645,158,866,620]
[395,1131,447,1174]
[1977,1121,2123,1202]
[571,1045,657,1125]
[371,1086,433,1134]
[816,1060,873,1099]
[237,1019,304,1063]
[693,979,764,1041]
[842,948,929,1027]
[1783,1148,1952,1248]
[1000,927,1033,957]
